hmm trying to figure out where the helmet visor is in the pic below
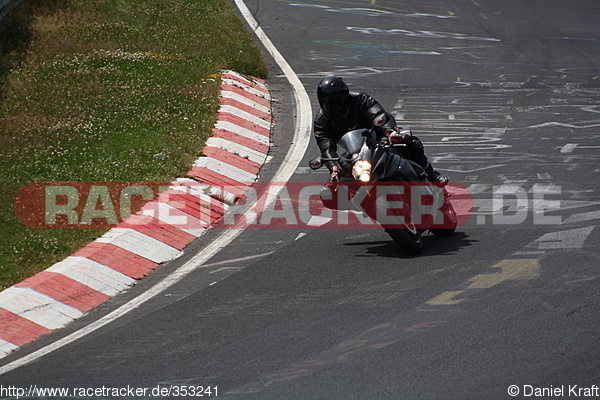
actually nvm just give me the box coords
[320,92,348,118]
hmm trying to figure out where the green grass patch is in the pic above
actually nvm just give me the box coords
[0,0,268,289]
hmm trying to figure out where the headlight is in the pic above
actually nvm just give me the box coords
[352,160,372,182]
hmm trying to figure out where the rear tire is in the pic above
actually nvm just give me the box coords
[385,225,423,255]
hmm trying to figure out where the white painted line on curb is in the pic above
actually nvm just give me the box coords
[0,340,18,358]
[193,157,258,183]
[222,77,270,97]
[222,80,270,99]
[95,228,181,264]
[0,288,83,330]
[215,120,270,144]
[219,105,272,128]
[222,90,272,114]
[205,137,268,164]
[173,178,237,206]
[151,202,208,236]
[47,257,136,296]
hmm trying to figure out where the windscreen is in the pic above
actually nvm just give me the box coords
[337,129,367,159]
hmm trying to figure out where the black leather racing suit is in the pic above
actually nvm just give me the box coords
[314,92,435,178]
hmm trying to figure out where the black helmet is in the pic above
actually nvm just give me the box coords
[317,76,350,118]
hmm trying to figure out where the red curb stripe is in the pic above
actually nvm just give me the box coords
[72,243,158,280]
[0,309,52,346]
[211,129,269,154]
[221,85,271,108]
[170,181,228,215]
[187,167,251,199]
[220,97,271,122]
[217,113,271,137]
[16,272,110,312]
[118,208,203,248]
[157,190,224,225]
[202,147,261,175]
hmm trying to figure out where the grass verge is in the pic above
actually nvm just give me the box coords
[0,0,268,289]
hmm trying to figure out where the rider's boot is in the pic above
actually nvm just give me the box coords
[424,163,449,186]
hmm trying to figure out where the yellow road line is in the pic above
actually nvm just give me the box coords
[426,259,541,306]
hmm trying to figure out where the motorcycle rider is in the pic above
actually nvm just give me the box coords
[314,75,448,185]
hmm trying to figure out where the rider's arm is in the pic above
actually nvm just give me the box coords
[314,113,340,173]
[358,92,386,122]
[357,93,398,139]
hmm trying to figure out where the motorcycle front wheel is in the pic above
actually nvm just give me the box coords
[429,201,457,237]
[385,224,423,255]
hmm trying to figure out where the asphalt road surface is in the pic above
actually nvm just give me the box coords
[2,0,600,399]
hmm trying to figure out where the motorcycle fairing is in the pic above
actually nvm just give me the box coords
[397,157,427,182]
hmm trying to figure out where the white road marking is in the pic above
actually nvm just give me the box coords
[528,226,595,250]
[561,143,578,153]
[563,210,600,224]
[206,252,276,270]
[295,233,307,241]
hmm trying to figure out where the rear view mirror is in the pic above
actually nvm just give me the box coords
[309,157,323,170]
[373,113,388,127]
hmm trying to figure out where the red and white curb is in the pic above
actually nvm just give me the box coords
[0,71,271,358]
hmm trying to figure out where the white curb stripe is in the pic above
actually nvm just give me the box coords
[222,70,266,88]
[221,90,271,114]
[0,287,83,330]
[47,257,135,296]
[95,228,181,264]
[215,120,270,145]
[219,105,271,129]
[138,188,225,226]
[172,178,236,208]
[0,340,18,358]
[222,79,269,99]
[221,71,270,91]
[193,157,258,183]
[205,137,267,165]
[152,202,208,237]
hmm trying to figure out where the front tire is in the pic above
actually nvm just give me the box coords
[385,224,423,255]
[430,201,457,237]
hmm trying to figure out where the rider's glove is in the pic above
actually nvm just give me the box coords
[386,127,411,144]
[330,164,341,182]
[437,174,449,187]
[387,131,404,144]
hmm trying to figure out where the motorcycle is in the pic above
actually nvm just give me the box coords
[308,116,457,255]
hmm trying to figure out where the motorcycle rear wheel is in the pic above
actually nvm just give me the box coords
[385,225,423,255]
